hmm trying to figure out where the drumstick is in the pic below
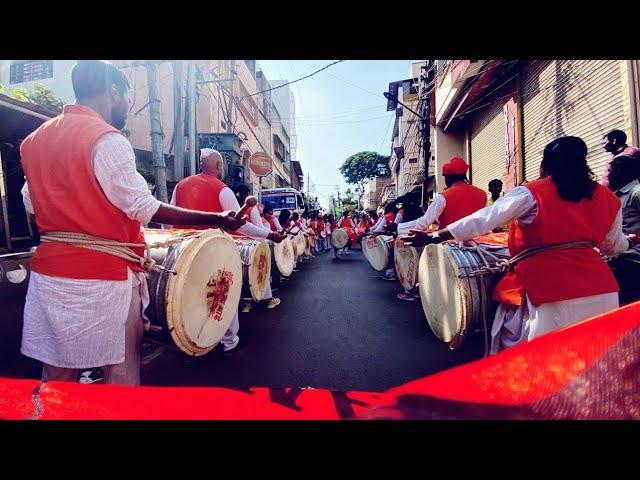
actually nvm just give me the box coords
[234,196,258,220]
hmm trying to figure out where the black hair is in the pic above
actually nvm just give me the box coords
[72,60,130,100]
[291,212,300,221]
[605,129,627,144]
[542,136,594,202]
[488,179,503,188]
[610,154,640,186]
[444,174,467,185]
[263,205,274,215]
[278,209,291,226]
[384,202,398,214]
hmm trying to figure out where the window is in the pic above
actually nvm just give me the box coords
[10,61,53,84]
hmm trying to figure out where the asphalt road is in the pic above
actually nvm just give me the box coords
[139,246,485,392]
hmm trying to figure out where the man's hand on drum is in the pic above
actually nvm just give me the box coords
[384,223,398,235]
[268,231,286,243]
[216,212,245,231]
[401,229,453,247]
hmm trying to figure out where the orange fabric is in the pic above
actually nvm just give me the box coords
[20,104,145,280]
[439,182,487,228]
[472,231,509,247]
[493,178,620,306]
[384,212,395,223]
[264,215,279,232]
[173,173,227,229]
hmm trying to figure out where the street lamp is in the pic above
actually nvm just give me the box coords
[383,91,424,119]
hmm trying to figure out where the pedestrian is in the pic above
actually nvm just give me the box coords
[606,154,640,305]
[487,179,510,232]
[601,129,640,187]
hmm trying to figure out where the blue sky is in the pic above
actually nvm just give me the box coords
[257,60,412,208]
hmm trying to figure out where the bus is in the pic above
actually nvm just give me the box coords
[258,188,306,217]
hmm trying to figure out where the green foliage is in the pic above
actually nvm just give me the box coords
[0,83,4,94]
[8,82,64,114]
[339,151,391,186]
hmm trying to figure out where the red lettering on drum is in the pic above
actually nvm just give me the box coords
[206,269,234,322]
[257,254,267,285]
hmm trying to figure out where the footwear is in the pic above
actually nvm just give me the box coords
[241,302,252,313]
[381,275,397,281]
[267,297,281,309]
[79,370,104,384]
[397,292,415,302]
[223,337,248,353]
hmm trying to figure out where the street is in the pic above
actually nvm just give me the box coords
[139,246,484,392]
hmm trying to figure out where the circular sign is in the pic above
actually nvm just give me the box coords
[249,152,273,177]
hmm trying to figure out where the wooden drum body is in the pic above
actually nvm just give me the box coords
[331,228,349,249]
[234,237,272,301]
[144,229,243,356]
[365,235,393,271]
[418,241,509,349]
[394,238,421,290]
[270,236,295,278]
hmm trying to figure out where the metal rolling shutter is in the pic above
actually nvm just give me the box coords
[469,99,505,192]
[522,60,626,181]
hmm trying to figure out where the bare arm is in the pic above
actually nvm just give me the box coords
[151,203,244,230]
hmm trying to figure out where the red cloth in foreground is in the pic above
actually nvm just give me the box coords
[1,302,639,420]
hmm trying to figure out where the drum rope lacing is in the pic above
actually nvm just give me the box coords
[458,240,595,278]
[40,231,202,275]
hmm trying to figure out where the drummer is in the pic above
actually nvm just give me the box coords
[262,205,283,233]
[371,202,399,281]
[402,136,637,354]
[278,209,291,235]
[171,148,285,351]
[356,214,372,242]
[387,157,486,239]
[19,60,245,385]
[237,196,282,312]
[338,210,358,252]
[487,179,510,232]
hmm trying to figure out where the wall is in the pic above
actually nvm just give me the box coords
[433,126,467,193]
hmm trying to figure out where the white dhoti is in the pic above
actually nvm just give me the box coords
[491,292,619,355]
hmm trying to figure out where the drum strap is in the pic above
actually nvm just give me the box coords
[461,240,595,278]
[40,231,200,275]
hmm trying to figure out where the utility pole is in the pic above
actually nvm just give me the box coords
[226,60,236,133]
[173,60,185,180]
[420,60,435,207]
[187,61,196,176]
[146,61,168,202]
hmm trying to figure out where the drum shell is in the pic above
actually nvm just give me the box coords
[235,239,272,301]
[145,229,243,356]
[394,238,421,290]
[418,242,508,348]
[330,228,349,249]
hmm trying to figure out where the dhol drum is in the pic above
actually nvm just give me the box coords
[144,229,243,356]
[320,230,327,239]
[331,228,349,249]
[361,235,377,262]
[365,235,394,272]
[270,236,295,278]
[418,238,510,349]
[394,237,422,290]
[233,237,272,301]
[0,250,33,361]
[294,232,307,258]
[304,234,312,257]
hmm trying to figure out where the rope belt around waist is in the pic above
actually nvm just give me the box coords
[39,231,202,275]
[460,240,596,278]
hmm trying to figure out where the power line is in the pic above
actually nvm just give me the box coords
[240,60,345,100]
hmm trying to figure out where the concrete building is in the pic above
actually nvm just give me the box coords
[0,60,76,104]
[364,176,394,210]
[432,60,640,195]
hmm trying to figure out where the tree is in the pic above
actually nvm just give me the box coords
[8,82,64,114]
[339,151,391,208]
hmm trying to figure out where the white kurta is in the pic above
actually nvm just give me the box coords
[21,132,161,368]
[445,186,630,354]
[397,194,446,236]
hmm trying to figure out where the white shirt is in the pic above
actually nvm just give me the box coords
[370,216,386,233]
[446,185,629,257]
[397,195,446,236]
[21,132,161,368]
[169,181,269,240]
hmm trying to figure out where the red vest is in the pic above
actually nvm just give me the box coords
[438,182,487,228]
[494,178,620,306]
[21,104,145,280]
[384,212,396,223]
[173,173,227,229]
[317,220,325,232]
[264,215,279,232]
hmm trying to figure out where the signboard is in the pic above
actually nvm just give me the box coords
[249,152,273,177]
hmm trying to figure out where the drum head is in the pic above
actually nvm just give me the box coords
[239,240,272,301]
[295,233,306,256]
[166,232,243,356]
[394,238,419,290]
[362,235,377,262]
[320,231,327,239]
[418,244,468,345]
[331,228,349,249]
[274,236,295,277]
[366,235,391,271]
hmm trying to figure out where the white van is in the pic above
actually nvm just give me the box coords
[259,188,306,217]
